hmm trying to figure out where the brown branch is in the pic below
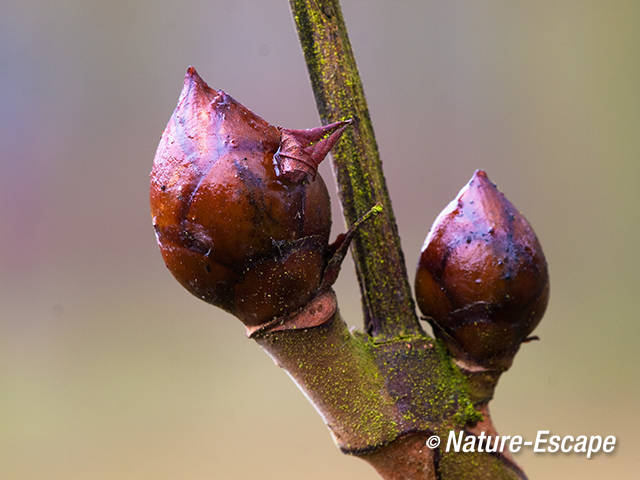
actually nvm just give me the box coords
[253,290,470,454]
[289,0,419,339]
[251,293,527,479]
[361,433,438,480]
[281,1,531,479]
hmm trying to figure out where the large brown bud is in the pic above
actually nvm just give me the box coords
[150,67,350,327]
[415,170,549,368]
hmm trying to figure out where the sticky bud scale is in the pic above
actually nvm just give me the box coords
[150,67,350,327]
[415,170,549,368]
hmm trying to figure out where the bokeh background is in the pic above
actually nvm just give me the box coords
[2,0,639,478]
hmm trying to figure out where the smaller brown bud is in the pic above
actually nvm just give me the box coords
[415,170,549,368]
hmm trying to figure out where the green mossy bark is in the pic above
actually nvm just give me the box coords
[290,0,419,338]
[255,309,479,453]
[286,1,529,479]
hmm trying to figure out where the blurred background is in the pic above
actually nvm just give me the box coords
[1,0,638,478]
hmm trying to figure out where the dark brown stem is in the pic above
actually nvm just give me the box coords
[361,433,438,480]
[289,0,419,338]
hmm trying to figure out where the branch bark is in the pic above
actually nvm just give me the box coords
[252,290,526,479]
[289,0,419,338]
[279,1,531,479]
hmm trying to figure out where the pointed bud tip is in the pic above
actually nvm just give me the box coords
[469,169,493,187]
[183,66,223,96]
[184,65,203,84]
[463,169,502,202]
[278,119,352,143]
[275,120,352,183]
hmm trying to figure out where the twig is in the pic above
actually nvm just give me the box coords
[290,0,420,338]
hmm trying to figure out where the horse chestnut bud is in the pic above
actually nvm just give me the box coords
[415,170,549,368]
[150,67,351,327]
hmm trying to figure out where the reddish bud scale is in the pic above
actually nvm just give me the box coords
[415,170,549,368]
[150,67,349,326]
